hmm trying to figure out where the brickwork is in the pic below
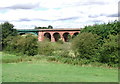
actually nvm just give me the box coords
[18,29,80,42]
[38,29,80,42]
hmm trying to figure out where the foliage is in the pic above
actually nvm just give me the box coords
[72,32,100,62]
[99,34,119,65]
[35,25,53,29]
[57,39,64,44]
[2,52,42,63]
[81,21,120,36]
[38,41,54,56]
[43,37,51,42]
[68,34,72,42]
[5,34,38,56]
[3,21,119,67]
[1,22,18,49]
[72,21,119,65]
[81,21,120,45]
[48,25,53,29]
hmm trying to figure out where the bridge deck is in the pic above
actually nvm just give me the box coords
[17,28,81,32]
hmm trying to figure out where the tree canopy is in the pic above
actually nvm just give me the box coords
[1,22,18,49]
[35,25,53,29]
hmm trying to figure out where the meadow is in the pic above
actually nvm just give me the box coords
[1,21,119,82]
[2,52,118,82]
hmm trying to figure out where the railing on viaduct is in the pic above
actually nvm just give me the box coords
[17,28,81,42]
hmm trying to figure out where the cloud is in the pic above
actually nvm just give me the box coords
[107,14,118,17]
[76,1,107,6]
[17,18,50,22]
[91,20,103,23]
[88,13,113,18]
[0,0,119,29]
[88,15,100,18]
[56,17,79,21]
[0,0,41,10]
[13,16,79,22]
[17,18,31,22]
[4,3,39,9]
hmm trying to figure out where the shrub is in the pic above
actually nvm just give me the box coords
[55,42,72,57]
[99,34,119,64]
[5,34,38,56]
[38,41,54,56]
[72,32,100,62]
[21,34,38,56]
[57,39,64,44]
[1,22,18,49]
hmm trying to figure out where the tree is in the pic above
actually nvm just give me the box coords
[5,34,38,56]
[48,25,53,29]
[1,22,18,49]
[35,25,53,29]
[72,32,100,61]
[99,34,119,64]
[81,21,120,45]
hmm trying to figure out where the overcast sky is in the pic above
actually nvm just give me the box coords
[0,0,119,29]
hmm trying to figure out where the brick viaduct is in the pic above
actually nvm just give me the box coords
[18,28,81,42]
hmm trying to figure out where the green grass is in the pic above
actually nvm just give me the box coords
[2,52,42,63]
[2,52,118,82]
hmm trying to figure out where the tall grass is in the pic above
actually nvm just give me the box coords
[2,52,42,63]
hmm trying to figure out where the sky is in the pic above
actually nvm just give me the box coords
[0,0,119,29]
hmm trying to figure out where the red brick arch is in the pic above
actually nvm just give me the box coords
[44,32,51,41]
[63,32,70,42]
[38,29,80,42]
[53,32,61,42]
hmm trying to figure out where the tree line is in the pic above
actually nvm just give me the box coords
[72,20,119,66]
[1,21,119,67]
[35,25,53,29]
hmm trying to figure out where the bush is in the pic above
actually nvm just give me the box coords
[99,34,119,64]
[54,42,73,57]
[5,34,38,56]
[57,39,64,44]
[1,22,18,49]
[72,32,100,62]
[38,41,54,56]
[38,40,71,56]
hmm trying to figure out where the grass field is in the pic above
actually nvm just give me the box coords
[2,52,118,82]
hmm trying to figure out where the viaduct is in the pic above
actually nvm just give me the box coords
[17,28,81,42]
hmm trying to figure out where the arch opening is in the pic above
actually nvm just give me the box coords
[19,33,25,35]
[53,33,61,42]
[72,32,79,38]
[63,32,71,42]
[44,33,51,41]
